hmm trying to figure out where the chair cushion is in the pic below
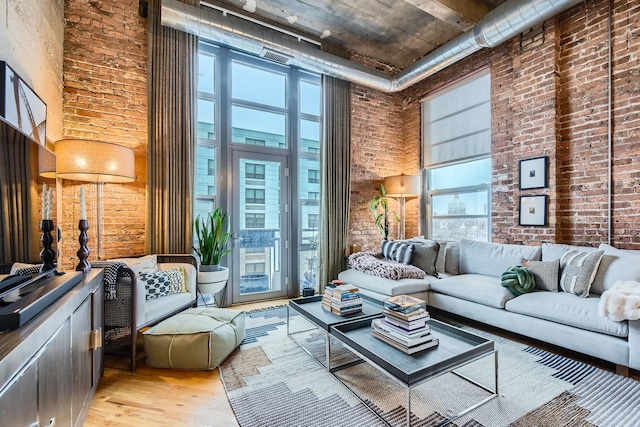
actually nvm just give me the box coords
[430,274,516,309]
[505,292,628,338]
[139,269,183,300]
[143,307,246,370]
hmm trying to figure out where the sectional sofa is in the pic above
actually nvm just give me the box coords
[338,239,640,372]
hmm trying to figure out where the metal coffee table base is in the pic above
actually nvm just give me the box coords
[329,343,499,427]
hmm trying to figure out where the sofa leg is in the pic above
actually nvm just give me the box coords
[616,364,630,377]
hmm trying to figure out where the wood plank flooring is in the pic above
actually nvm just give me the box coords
[86,300,639,426]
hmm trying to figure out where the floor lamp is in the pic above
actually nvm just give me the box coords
[383,174,420,240]
[56,139,135,259]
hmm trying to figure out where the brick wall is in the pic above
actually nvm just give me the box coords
[397,0,640,249]
[61,0,147,267]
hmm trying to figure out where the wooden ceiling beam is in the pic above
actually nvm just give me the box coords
[403,0,492,32]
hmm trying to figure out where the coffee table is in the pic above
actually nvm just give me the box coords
[331,316,498,427]
[287,295,383,368]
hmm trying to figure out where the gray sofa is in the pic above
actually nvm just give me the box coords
[338,239,640,372]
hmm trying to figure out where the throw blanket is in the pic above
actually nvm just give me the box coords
[598,280,640,321]
[90,261,129,300]
[348,251,426,280]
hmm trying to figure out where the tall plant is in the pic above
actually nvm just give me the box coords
[369,184,400,240]
[193,208,231,269]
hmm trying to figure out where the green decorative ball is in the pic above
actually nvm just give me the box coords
[501,265,536,296]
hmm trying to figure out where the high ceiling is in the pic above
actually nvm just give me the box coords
[201,0,508,69]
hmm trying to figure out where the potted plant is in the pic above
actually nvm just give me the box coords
[369,184,400,240]
[193,208,232,298]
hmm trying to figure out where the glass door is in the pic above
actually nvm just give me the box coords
[231,150,289,304]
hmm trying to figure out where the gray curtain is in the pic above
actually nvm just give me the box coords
[319,75,351,292]
[147,0,198,254]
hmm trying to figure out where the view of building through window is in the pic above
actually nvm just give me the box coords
[195,43,321,301]
[422,69,491,241]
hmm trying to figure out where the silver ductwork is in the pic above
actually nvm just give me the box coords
[161,0,583,92]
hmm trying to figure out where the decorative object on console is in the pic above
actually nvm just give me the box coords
[56,139,135,259]
[383,174,420,239]
[519,194,547,226]
[0,61,47,145]
[39,219,56,273]
[518,155,547,190]
[76,185,90,273]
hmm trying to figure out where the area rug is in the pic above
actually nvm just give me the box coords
[219,306,640,427]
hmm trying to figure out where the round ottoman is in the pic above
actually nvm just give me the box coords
[143,307,245,370]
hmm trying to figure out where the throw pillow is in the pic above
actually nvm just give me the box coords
[559,250,605,297]
[140,269,183,300]
[403,238,440,276]
[501,265,536,296]
[522,258,560,292]
[380,240,415,265]
[444,241,460,275]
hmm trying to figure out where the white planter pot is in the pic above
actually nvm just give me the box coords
[197,266,229,294]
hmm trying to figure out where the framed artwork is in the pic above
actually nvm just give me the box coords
[0,61,47,146]
[519,156,547,190]
[519,195,547,226]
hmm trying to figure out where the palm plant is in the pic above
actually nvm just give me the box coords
[193,208,231,271]
[369,184,400,240]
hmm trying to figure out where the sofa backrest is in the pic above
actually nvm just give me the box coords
[459,239,542,277]
[591,244,640,294]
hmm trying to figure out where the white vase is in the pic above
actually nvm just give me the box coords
[197,266,229,294]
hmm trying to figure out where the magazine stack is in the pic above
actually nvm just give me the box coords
[371,295,438,354]
[321,283,362,316]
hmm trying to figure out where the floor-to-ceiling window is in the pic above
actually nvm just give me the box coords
[422,68,492,241]
[195,42,321,303]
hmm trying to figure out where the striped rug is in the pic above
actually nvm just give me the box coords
[219,306,640,427]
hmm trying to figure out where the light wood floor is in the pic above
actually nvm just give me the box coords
[86,300,639,426]
[85,299,289,427]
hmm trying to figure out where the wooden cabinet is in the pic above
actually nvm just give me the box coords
[0,270,104,427]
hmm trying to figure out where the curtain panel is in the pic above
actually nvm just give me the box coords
[319,75,351,292]
[147,0,199,254]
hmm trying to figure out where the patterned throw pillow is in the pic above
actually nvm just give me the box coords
[381,240,416,265]
[140,269,183,300]
[559,250,604,297]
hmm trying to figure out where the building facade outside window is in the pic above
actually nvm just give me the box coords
[422,68,491,242]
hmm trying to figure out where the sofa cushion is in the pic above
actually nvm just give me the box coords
[443,241,460,275]
[430,274,516,308]
[337,269,435,297]
[591,244,640,294]
[401,238,440,276]
[522,259,560,292]
[381,240,415,265]
[541,243,596,262]
[459,240,541,277]
[505,292,628,338]
[559,250,604,297]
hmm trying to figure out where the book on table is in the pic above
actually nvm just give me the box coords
[372,319,433,347]
[383,294,426,315]
[371,329,439,354]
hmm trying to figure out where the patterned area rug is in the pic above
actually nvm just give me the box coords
[219,306,640,427]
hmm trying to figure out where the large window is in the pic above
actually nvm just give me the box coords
[422,69,491,241]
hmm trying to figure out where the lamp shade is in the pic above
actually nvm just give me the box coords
[38,147,56,178]
[383,174,420,198]
[55,139,135,183]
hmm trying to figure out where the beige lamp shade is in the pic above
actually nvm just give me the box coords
[38,147,56,178]
[55,139,135,183]
[383,174,420,198]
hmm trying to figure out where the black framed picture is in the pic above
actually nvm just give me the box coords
[519,195,547,226]
[519,156,547,190]
[0,61,47,146]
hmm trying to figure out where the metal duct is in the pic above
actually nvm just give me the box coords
[162,0,583,92]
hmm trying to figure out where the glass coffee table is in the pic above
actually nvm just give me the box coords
[287,295,384,368]
[331,315,498,427]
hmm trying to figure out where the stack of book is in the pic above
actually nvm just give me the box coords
[322,283,363,316]
[371,295,438,354]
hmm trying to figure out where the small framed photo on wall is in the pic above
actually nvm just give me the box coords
[519,156,547,190]
[519,195,547,226]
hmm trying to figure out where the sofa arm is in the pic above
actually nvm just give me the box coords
[629,319,640,370]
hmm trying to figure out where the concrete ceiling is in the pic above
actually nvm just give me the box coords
[201,0,508,69]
